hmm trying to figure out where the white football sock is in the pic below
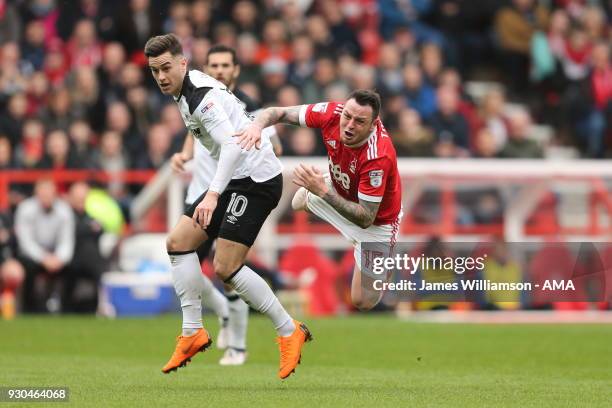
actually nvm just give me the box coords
[168,251,204,335]
[225,289,249,350]
[226,265,295,337]
[201,275,229,322]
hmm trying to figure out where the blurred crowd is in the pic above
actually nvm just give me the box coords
[1,0,612,315]
[0,0,610,182]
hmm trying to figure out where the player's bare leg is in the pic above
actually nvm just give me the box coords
[214,238,312,379]
[351,265,383,311]
[162,216,213,373]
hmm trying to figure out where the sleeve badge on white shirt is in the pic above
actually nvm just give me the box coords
[369,170,383,188]
[201,101,214,114]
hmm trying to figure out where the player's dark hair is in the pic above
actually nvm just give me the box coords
[144,34,183,58]
[347,89,381,120]
[206,44,238,65]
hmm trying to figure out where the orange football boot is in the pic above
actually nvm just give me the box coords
[277,320,313,379]
[162,328,212,373]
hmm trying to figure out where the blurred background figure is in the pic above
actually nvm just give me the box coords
[499,109,543,158]
[14,179,75,313]
[0,208,24,319]
[63,182,105,313]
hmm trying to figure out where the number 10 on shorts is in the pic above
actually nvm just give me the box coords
[227,193,248,217]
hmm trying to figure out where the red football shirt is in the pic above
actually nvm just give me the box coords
[298,101,402,225]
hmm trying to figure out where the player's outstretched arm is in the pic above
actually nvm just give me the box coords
[236,105,302,150]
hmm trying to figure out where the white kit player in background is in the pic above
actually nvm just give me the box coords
[170,45,280,366]
[146,34,311,380]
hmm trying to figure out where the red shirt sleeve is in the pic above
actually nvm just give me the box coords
[358,157,391,203]
[299,102,339,129]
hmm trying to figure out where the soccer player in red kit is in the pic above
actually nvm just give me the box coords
[236,90,402,310]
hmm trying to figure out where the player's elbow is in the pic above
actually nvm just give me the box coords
[357,219,374,229]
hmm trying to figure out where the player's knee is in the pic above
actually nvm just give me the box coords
[352,297,377,311]
[351,289,381,311]
[213,258,240,281]
[166,234,187,253]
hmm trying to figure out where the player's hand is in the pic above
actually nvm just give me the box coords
[234,124,262,151]
[170,152,190,173]
[193,191,219,229]
[293,164,329,197]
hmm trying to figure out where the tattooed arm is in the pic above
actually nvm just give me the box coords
[236,105,303,150]
[252,105,302,128]
[322,189,380,229]
[293,164,380,229]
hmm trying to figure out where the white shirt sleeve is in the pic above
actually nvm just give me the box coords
[194,89,243,194]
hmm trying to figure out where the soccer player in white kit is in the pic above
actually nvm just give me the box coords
[170,45,280,366]
[145,34,311,380]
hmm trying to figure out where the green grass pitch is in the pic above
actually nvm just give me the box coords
[1,315,611,407]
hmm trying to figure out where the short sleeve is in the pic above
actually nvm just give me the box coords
[358,157,392,203]
[299,102,340,129]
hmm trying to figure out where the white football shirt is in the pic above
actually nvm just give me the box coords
[175,70,281,197]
